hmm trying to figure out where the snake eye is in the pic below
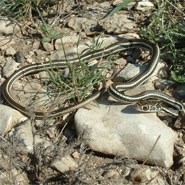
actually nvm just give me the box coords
[142,105,149,111]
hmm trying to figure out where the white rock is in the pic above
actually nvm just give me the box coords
[0,56,5,67]
[0,36,15,50]
[0,17,20,35]
[117,63,145,80]
[99,14,137,34]
[5,46,16,56]
[135,0,154,11]
[68,11,98,34]
[2,57,19,78]
[0,104,27,136]
[71,151,80,159]
[68,17,88,32]
[26,57,33,64]
[117,61,167,82]
[54,36,80,50]
[34,49,46,57]
[50,36,130,60]
[112,0,136,10]
[113,0,136,9]
[75,97,177,168]
[113,0,123,5]
[0,76,5,85]
[13,120,33,153]
[99,2,111,9]
[32,40,40,50]
[42,42,54,52]
[51,155,78,173]
[54,39,63,50]
[81,19,98,35]
[131,167,167,184]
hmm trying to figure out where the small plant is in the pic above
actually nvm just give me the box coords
[0,0,59,19]
[81,36,104,54]
[0,0,65,42]
[140,0,185,83]
[40,23,65,42]
[42,37,114,109]
[46,60,104,103]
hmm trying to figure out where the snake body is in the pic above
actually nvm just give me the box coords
[2,38,184,119]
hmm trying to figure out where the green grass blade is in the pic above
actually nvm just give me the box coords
[106,0,134,17]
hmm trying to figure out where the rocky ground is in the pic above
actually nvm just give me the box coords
[0,0,185,184]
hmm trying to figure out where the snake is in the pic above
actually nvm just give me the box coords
[2,38,184,119]
[134,100,181,116]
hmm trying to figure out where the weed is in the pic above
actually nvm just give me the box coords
[40,23,65,42]
[140,0,185,83]
[0,0,59,19]
[42,37,112,109]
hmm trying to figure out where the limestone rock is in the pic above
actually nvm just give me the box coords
[0,104,27,136]
[75,96,177,168]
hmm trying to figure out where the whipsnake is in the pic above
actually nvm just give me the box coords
[2,39,184,119]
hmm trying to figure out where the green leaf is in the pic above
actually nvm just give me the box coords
[171,71,185,83]
[106,0,134,17]
[41,23,65,41]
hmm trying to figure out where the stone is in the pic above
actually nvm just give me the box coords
[0,76,5,85]
[13,120,33,153]
[0,104,27,136]
[81,19,99,35]
[174,84,185,99]
[71,151,80,159]
[68,17,98,35]
[117,63,146,80]
[0,17,20,35]
[54,39,63,50]
[51,155,78,173]
[15,51,25,63]
[5,46,16,56]
[32,40,40,50]
[131,167,167,184]
[116,61,168,83]
[26,57,33,64]
[0,36,15,50]
[154,79,175,90]
[68,17,88,32]
[34,49,46,57]
[113,0,136,9]
[99,14,137,34]
[50,36,125,60]
[174,116,185,129]
[99,2,111,9]
[42,42,54,52]
[54,36,80,50]
[135,0,154,11]
[0,56,5,67]
[2,57,19,78]
[75,96,177,168]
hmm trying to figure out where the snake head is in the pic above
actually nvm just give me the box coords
[135,101,181,116]
[135,101,162,113]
